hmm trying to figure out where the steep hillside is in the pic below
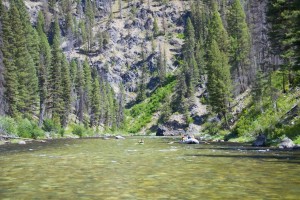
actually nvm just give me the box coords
[0,0,299,145]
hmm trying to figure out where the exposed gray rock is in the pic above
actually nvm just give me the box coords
[136,8,148,20]
[169,39,181,48]
[279,137,295,149]
[252,133,267,147]
[18,140,26,145]
[115,135,125,139]
[186,124,201,135]
[156,125,168,136]
[107,27,119,43]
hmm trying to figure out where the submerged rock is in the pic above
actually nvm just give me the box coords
[252,134,267,147]
[278,137,295,149]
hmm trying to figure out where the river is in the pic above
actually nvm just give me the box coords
[0,137,299,199]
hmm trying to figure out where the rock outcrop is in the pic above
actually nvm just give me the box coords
[278,137,295,149]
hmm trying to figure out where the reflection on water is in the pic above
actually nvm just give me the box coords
[0,137,299,199]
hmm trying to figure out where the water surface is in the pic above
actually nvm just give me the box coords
[0,137,299,199]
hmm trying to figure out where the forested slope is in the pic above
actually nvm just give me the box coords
[0,0,299,144]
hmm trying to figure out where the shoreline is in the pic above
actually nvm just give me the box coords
[1,135,299,150]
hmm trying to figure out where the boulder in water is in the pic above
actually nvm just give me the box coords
[278,137,295,149]
[18,140,26,145]
[115,135,125,139]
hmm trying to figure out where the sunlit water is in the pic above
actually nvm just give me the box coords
[0,137,299,199]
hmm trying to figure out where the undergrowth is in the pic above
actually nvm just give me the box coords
[126,76,176,133]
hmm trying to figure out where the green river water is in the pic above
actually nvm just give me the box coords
[0,137,299,199]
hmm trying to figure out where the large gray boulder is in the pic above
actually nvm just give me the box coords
[252,134,267,147]
[278,137,295,149]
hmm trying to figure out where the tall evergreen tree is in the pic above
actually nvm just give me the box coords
[49,16,63,121]
[207,4,229,53]
[1,3,18,116]
[267,0,300,85]
[195,40,205,82]
[85,0,95,52]
[153,18,159,37]
[60,54,71,127]
[252,70,266,113]
[183,17,198,94]
[227,0,251,93]
[90,74,101,126]
[207,40,232,127]
[76,61,85,123]
[116,83,125,129]
[0,1,5,115]
[83,59,92,114]
[14,0,40,68]
[37,13,52,126]
[10,4,38,115]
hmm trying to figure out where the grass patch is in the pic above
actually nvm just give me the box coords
[126,76,176,133]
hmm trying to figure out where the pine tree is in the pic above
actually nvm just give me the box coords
[14,0,40,68]
[195,40,205,82]
[227,0,251,93]
[98,31,103,51]
[90,74,101,126]
[49,16,63,120]
[83,59,92,113]
[0,1,5,115]
[183,17,198,94]
[76,61,85,123]
[173,69,187,113]
[85,0,94,52]
[60,54,71,127]
[207,4,229,53]
[37,11,45,34]
[37,13,52,126]
[10,4,38,115]
[252,70,265,113]
[183,18,195,57]
[207,40,232,127]
[1,3,19,116]
[79,20,87,47]
[70,59,77,86]
[267,0,300,84]
[153,18,159,37]
[116,83,125,129]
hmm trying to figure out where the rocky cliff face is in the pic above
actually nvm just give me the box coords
[24,0,187,101]
[22,0,273,134]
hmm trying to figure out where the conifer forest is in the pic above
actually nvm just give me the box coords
[0,0,299,144]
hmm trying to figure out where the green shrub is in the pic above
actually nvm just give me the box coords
[203,122,219,135]
[72,124,85,138]
[177,33,185,39]
[0,116,17,136]
[17,118,44,139]
[42,118,60,133]
[59,128,65,137]
[126,77,176,133]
